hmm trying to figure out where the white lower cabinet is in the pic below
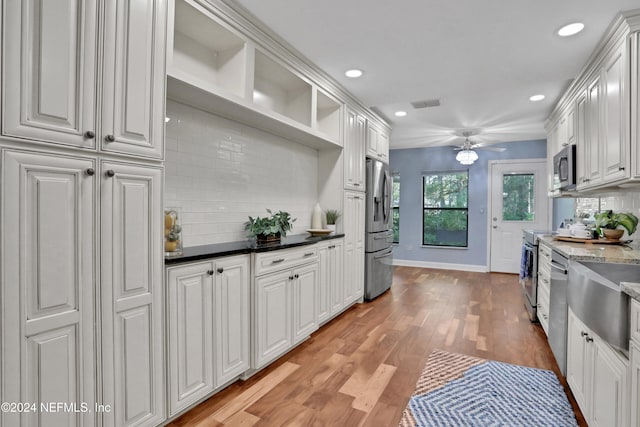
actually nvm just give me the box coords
[567,308,628,427]
[317,239,345,324]
[631,341,640,427]
[344,191,365,305]
[254,258,318,370]
[100,162,165,427]
[1,149,97,427]
[166,255,249,417]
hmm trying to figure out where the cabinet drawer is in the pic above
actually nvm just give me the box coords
[632,298,640,344]
[254,245,318,276]
[537,271,551,297]
[538,243,552,263]
[538,290,550,335]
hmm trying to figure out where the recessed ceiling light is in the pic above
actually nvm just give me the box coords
[557,22,585,37]
[394,111,407,117]
[529,94,545,102]
[345,69,363,78]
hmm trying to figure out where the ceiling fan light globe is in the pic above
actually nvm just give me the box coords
[456,149,478,165]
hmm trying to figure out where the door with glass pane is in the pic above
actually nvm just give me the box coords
[490,160,549,273]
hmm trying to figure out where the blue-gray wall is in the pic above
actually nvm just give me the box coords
[389,139,547,268]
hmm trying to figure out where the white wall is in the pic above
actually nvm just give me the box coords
[164,100,319,246]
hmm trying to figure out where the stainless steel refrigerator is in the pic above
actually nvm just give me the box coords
[365,158,393,300]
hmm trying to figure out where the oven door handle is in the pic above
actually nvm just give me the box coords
[550,261,567,275]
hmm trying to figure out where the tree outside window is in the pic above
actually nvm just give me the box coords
[423,171,468,247]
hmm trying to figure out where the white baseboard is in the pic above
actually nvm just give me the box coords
[392,258,489,273]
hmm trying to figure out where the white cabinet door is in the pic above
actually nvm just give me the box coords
[633,32,640,180]
[586,75,603,187]
[214,255,250,387]
[631,341,640,427]
[2,0,98,148]
[601,42,629,183]
[292,263,318,344]
[378,131,389,162]
[576,91,588,188]
[330,240,345,316]
[317,243,331,323]
[344,109,366,191]
[366,122,378,159]
[167,262,214,416]
[567,309,591,416]
[1,149,96,427]
[100,0,167,159]
[344,191,365,304]
[101,162,164,427]
[591,335,628,427]
[254,270,292,368]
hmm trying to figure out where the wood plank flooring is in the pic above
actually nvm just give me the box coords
[167,267,587,426]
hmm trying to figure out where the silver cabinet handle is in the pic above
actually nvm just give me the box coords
[304,252,314,257]
[271,258,285,264]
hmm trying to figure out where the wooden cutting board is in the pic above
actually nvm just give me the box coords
[554,236,623,244]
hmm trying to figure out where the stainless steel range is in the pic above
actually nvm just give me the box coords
[519,230,550,321]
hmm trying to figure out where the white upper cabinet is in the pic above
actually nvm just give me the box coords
[547,11,640,191]
[165,0,347,150]
[2,0,167,159]
[366,122,390,162]
[344,109,366,191]
[100,0,167,159]
[601,40,629,183]
[2,0,98,149]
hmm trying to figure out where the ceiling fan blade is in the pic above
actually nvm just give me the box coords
[477,146,506,152]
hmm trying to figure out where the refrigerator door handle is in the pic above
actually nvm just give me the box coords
[382,171,389,223]
[374,248,393,259]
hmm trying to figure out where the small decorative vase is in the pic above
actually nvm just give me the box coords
[603,228,624,240]
[326,224,336,234]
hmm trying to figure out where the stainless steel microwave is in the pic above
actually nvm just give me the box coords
[553,144,576,190]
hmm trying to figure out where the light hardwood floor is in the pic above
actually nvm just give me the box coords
[167,267,587,426]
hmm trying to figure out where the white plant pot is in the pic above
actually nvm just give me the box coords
[326,224,336,234]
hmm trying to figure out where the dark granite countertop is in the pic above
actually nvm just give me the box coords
[165,233,345,265]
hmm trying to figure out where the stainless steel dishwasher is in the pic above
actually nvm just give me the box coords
[549,250,569,375]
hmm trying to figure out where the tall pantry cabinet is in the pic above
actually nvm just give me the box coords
[0,1,168,426]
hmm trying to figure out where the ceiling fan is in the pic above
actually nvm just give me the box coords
[452,131,506,165]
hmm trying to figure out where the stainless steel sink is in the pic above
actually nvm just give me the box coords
[567,260,640,352]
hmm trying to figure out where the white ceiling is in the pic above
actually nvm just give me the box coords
[230,0,639,149]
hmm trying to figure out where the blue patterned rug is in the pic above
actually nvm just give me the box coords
[400,350,578,427]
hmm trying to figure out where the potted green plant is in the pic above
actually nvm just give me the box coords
[325,209,341,233]
[594,210,638,240]
[245,209,296,243]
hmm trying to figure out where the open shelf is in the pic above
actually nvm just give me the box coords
[169,0,248,99]
[167,75,341,150]
[253,50,312,127]
[316,89,341,141]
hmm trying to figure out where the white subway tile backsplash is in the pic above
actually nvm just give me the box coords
[164,100,319,247]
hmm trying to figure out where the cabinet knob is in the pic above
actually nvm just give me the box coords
[85,168,95,176]
[207,270,214,276]
[289,276,294,281]
[585,336,593,343]
[105,170,115,178]
[294,274,299,279]
[619,167,626,171]
[105,134,116,142]
[354,183,360,187]
[580,331,588,337]
[217,267,224,274]
[84,130,95,139]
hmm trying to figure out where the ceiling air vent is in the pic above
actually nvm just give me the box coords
[411,99,441,109]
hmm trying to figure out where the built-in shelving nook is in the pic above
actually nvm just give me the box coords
[165,0,343,150]
[253,50,312,127]
[315,89,341,141]
[169,0,249,99]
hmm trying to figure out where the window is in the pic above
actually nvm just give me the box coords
[502,173,535,221]
[423,171,468,247]
[392,174,400,243]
